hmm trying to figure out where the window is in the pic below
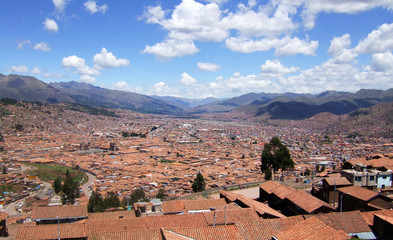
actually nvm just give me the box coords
[355,176,362,182]
[370,176,375,181]
[383,176,387,179]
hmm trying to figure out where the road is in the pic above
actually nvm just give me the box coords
[81,172,96,199]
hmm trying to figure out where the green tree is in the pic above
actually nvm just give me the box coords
[88,191,104,213]
[192,172,205,192]
[264,168,272,180]
[321,165,326,172]
[316,165,320,172]
[304,168,311,176]
[103,192,121,209]
[261,136,294,176]
[61,170,79,204]
[156,188,166,200]
[53,177,62,194]
[2,166,6,174]
[129,188,147,205]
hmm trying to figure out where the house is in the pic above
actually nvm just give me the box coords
[304,211,377,240]
[341,164,377,191]
[375,169,392,189]
[272,216,350,240]
[134,198,162,217]
[338,186,393,212]
[161,199,227,215]
[219,190,286,218]
[31,205,88,224]
[312,177,352,205]
[259,181,335,216]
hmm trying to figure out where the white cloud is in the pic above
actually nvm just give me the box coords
[93,48,129,69]
[143,39,199,60]
[113,81,132,91]
[34,42,51,52]
[180,72,197,86]
[84,1,108,14]
[8,65,28,73]
[355,23,393,54]
[300,0,393,30]
[225,36,318,56]
[52,0,69,12]
[31,67,42,74]
[154,82,173,95]
[42,72,67,79]
[17,40,31,50]
[261,59,299,74]
[80,75,96,83]
[328,34,351,56]
[43,18,58,32]
[197,62,221,72]
[62,55,100,75]
[371,51,393,72]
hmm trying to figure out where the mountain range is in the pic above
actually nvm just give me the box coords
[1,73,393,119]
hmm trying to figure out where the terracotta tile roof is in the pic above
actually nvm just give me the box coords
[259,181,282,194]
[361,209,393,226]
[88,210,136,219]
[183,199,227,212]
[305,211,372,234]
[161,200,185,213]
[89,229,162,240]
[16,222,86,240]
[87,218,148,233]
[269,184,295,200]
[202,208,260,225]
[162,199,227,213]
[324,177,352,186]
[236,195,287,218]
[31,205,88,220]
[219,190,239,202]
[235,216,304,240]
[374,214,393,225]
[0,212,8,220]
[145,213,208,229]
[273,216,350,240]
[164,225,241,240]
[161,229,190,240]
[338,186,379,202]
[285,190,334,213]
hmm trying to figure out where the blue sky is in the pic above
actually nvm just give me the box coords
[1,0,393,98]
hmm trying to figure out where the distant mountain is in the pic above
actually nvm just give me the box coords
[239,89,393,119]
[50,81,183,114]
[150,95,220,109]
[0,74,75,103]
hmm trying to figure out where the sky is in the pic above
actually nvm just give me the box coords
[1,0,393,99]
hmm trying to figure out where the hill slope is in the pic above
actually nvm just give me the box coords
[0,74,75,103]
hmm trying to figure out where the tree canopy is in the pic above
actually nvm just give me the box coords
[88,191,104,213]
[192,172,206,193]
[261,136,294,178]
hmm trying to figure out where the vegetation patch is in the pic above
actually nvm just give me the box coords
[26,163,86,184]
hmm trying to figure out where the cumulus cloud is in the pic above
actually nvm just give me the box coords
[154,82,173,95]
[113,81,132,91]
[17,40,31,50]
[180,72,197,86]
[31,67,42,74]
[371,51,393,72]
[300,0,393,30]
[62,55,100,75]
[43,18,58,32]
[52,0,70,12]
[197,62,221,72]
[261,59,299,74]
[225,36,318,55]
[84,1,108,14]
[34,42,51,52]
[143,39,199,60]
[80,75,96,83]
[93,48,130,69]
[8,65,28,73]
[355,23,393,54]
